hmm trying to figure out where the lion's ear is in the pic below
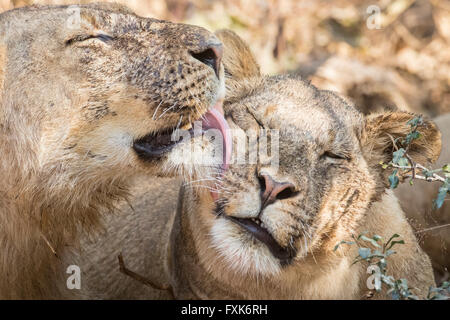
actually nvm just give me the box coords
[215,29,260,81]
[362,112,441,181]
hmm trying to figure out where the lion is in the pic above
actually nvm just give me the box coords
[78,30,440,300]
[0,3,231,299]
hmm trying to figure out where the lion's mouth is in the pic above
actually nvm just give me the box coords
[133,101,232,168]
[225,215,296,265]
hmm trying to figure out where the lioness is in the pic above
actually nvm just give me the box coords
[81,30,440,299]
[0,3,230,299]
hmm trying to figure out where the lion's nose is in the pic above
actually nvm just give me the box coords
[190,43,223,79]
[258,173,297,208]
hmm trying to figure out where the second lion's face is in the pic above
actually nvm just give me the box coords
[196,76,378,277]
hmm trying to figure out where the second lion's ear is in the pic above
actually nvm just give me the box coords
[361,111,442,188]
[214,29,260,81]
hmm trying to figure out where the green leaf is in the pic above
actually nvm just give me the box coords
[398,157,409,167]
[407,116,423,127]
[443,164,450,173]
[405,131,421,145]
[360,235,381,248]
[399,278,409,291]
[381,274,395,287]
[423,169,434,178]
[378,258,387,272]
[372,235,382,242]
[386,240,405,251]
[430,294,450,300]
[392,148,406,164]
[385,249,397,257]
[333,240,355,251]
[389,170,399,189]
[358,247,371,259]
[434,180,449,209]
[385,234,400,248]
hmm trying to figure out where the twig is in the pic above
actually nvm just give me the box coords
[386,133,399,152]
[117,253,175,299]
[41,234,59,258]
[390,164,446,183]
[416,224,450,234]
[405,154,416,179]
[415,164,446,183]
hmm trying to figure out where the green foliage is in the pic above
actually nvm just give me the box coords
[427,282,450,300]
[334,232,450,300]
[388,170,399,189]
[392,148,405,164]
[381,116,449,208]
[435,178,450,209]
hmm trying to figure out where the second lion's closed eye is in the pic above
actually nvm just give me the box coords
[94,34,114,42]
[66,34,114,45]
[321,151,348,160]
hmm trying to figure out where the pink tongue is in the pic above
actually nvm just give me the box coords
[201,103,232,171]
[201,103,232,201]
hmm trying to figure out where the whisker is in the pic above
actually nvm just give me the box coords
[152,100,164,120]
[158,103,177,120]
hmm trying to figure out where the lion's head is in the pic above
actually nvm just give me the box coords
[191,30,441,278]
[0,3,229,198]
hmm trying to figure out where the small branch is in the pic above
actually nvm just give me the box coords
[404,174,445,183]
[387,133,399,152]
[117,253,174,299]
[41,234,59,258]
[390,164,446,183]
[405,154,416,179]
[415,164,446,183]
[416,224,450,234]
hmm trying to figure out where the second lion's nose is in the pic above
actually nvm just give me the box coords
[258,173,297,209]
[190,43,223,79]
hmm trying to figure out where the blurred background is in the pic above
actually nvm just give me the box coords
[1,0,449,117]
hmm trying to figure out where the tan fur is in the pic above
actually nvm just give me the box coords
[0,3,224,299]
[215,30,260,81]
[0,44,4,122]
[80,30,439,300]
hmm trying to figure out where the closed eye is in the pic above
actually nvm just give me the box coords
[65,34,114,45]
[321,151,348,160]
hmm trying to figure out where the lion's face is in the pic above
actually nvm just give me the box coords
[195,74,441,278]
[189,30,441,279]
[199,77,371,276]
[0,4,228,190]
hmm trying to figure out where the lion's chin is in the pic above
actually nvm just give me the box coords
[209,218,282,277]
